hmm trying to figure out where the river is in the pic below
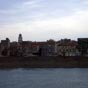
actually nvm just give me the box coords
[0,68,88,88]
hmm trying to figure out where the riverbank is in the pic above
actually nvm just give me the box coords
[0,56,88,68]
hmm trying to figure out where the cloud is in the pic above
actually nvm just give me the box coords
[0,0,44,24]
[0,9,88,41]
[23,0,39,6]
[1,0,88,24]
[82,0,88,4]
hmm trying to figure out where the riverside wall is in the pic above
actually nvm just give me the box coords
[0,56,88,68]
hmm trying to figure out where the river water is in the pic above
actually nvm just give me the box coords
[0,68,88,88]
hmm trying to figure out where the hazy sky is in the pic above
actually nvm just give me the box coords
[0,0,88,41]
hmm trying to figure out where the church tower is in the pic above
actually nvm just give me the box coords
[18,34,23,43]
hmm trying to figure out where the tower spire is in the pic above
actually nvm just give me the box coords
[18,33,23,43]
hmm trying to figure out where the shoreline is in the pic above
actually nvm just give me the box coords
[0,56,88,68]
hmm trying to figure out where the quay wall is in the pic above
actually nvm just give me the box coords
[0,56,88,68]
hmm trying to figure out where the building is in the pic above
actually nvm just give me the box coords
[39,40,56,56]
[18,34,23,43]
[21,41,32,56]
[78,38,88,56]
[31,42,40,55]
[10,42,18,56]
[0,34,87,57]
[0,38,10,56]
[57,39,79,56]
[0,43,1,56]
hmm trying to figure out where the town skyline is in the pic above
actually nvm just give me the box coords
[0,33,85,42]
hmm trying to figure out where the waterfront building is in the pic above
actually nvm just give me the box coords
[10,42,18,56]
[21,41,32,56]
[78,38,88,56]
[57,39,78,56]
[18,34,34,56]
[47,39,56,56]
[31,42,40,55]
[39,40,56,56]
[39,42,49,56]
[0,38,10,56]
[0,34,87,57]
[0,43,1,56]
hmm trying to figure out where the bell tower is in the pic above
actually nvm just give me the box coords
[18,34,23,43]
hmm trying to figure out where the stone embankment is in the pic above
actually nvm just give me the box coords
[0,56,88,68]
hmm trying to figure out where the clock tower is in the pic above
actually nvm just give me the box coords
[18,34,23,43]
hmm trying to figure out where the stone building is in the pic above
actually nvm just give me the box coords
[31,42,40,55]
[39,40,56,56]
[10,42,18,56]
[21,41,32,56]
[0,38,10,56]
[57,39,79,56]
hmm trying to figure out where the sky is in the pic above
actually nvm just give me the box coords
[0,0,88,41]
